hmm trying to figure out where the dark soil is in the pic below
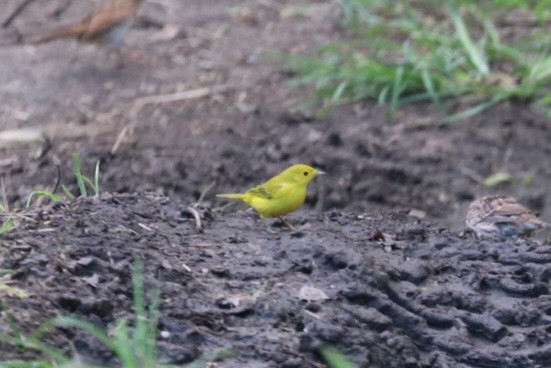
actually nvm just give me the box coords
[2,194,551,367]
[1,0,551,367]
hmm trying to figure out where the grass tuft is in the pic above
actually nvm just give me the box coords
[0,261,234,367]
[52,261,160,368]
[26,154,100,208]
[282,0,551,123]
[0,261,159,368]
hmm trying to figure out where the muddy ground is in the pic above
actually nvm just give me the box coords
[1,195,551,367]
[1,0,551,366]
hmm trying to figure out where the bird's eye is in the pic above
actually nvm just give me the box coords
[303,171,309,176]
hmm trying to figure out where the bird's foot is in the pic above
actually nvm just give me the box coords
[278,217,298,233]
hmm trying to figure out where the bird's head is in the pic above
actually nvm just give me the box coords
[282,164,326,185]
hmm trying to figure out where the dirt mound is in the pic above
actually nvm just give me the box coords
[1,194,550,367]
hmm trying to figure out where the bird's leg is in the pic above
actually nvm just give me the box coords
[278,216,298,232]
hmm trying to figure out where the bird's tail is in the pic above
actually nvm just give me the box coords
[216,193,246,200]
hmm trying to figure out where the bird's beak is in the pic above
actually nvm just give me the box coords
[316,169,326,175]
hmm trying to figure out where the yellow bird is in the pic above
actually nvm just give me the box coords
[217,164,325,231]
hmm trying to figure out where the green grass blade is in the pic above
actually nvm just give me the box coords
[144,288,160,364]
[320,346,358,368]
[438,96,503,124]
[390,66,405,116]
[421,68,445,112]
[0,316,69,365]
[53,316,120,355]
[0,262,164,368]
[82,177,98,195]
[112,320,136,368]
[282,0,551,123]
[133,261,146,338]
[71,154,87,197]
[60,185,76,201]
[94,161,100,196]
[377,86,390,104]
[331,81,348,104]
[483,172,513,187]
[133,260,155,364]
[0,282,27,298]
[0,219,16,235]
[25,191,62,209]
[448,8,489,75]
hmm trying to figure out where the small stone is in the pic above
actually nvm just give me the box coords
[297,285,329,302]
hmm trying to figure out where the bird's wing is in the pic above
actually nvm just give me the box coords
[482,197,547,229]
[247,185,272,199]
[491,198,532,220]
[247,182,294,200]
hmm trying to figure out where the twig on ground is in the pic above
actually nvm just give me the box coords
[212,202,236,212]
[189,242,212,247]
[138,223,154,232]
[132,85,231,107]
[0,212,37,223]
[186,206,202,229]
[111,85,232,154]
[110,125,131,155]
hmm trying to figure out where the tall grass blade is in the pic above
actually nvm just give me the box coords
[438,96,503,124]
[390,66,405,116]
[94,161,100,196]
[61,185,76,201]
[53,316,119,354]
[449,8,489,75]
[71,154,87,197]
[421,68,445,112]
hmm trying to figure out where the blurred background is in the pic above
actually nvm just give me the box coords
[1,0,550,230]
